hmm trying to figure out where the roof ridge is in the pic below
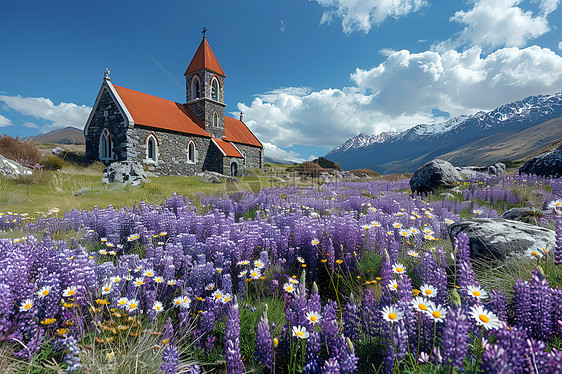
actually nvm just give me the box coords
[113,84,180,104]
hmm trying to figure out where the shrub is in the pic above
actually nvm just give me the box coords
[313,157,342,171]
[0,135,42,166]
[348,169,381,178]
[40,155,65,170]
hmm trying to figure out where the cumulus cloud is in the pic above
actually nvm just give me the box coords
[263,142,311,163]
[240,45,562,149]
[559,41,562,50]
[0,95,91,132]
[442,0,557,50]
[314,0,427,34]
[22,122,39,129]
[0,114,13,127]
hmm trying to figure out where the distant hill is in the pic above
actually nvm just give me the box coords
[326,92,562,174]
[31,127,85,145]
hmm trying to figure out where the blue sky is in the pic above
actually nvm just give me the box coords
[1,0,561,162]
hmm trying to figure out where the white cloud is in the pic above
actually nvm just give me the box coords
[22,122,39,129]
[0,95,91,131]
[263,142,310,163]
[314,0,427,34]
[0,114,13,127]
[445,0,554,49]
[240,45,562,150]
[559,41,562,50]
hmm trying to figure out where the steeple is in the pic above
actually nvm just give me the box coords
[184,33,226,138]
[184,36,226,77]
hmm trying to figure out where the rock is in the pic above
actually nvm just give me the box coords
[197,171,240,184]
[448,218,556,260]
[102,161,147,186]
[519,144,562,177]
[410,159,461,194]
[74,187,90,196]
[52,147,64,155]
[0,154,33,179]
[500,207,544,223]
[439,192,456,200]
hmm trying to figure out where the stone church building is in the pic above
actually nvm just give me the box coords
[84,37,263,176]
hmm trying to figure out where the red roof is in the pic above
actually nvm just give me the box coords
[113,85,211,138]
[184,38,226,77]
[224,116,263,148]
[213,138,243,158]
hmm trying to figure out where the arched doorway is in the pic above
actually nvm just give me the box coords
[230,162,238,177]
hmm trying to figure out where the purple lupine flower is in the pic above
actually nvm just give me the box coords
[255,310,272,370]
[552,287,562,335]
[441,307,469,370]
[493,327,527,374]
[512,279,531,331]
[306,331,321,364]
[63,336,82,374]
[161,344,179,374]
[302,360,321,374]
[486,290,508,322]
[162,317,174,344]
[481,343,509,373]
[342,299,360,342]
[383,345,396,374]
[224,300,244,374]
[522,338,550,373]
[528,270,553,341]
[554,209,562,265]
[322,358,340,374]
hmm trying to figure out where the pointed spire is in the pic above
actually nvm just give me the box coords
[184,37,226,77]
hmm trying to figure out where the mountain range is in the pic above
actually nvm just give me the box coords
[326,92,562,174]
[30,126,85,145]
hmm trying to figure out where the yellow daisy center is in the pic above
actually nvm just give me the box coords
[119,301,127,305]
[396,268,403,273]
[68,290,75,296]
[473,291,481,297]
[42,290,49,296]
[419,304,427,311]
[393,284,398,290]
[287,286,293,292]
[531,251,538,256]
[310,316,317,322]
[425,290,432,295]
[296,331,303,337]
[479,314,490,323]
[388,313,397,320]
[130,303,137,309]
[432,311,441,318]
[24,303,32,310]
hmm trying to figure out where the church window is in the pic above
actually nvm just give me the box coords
[146,133,158,163]
[192,76,201,100]
[213,112,219,127]
[211,77,219,101]
[99,128,113,161]
[187,140,196,164]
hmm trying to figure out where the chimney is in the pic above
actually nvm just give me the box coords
[239,111,243,122]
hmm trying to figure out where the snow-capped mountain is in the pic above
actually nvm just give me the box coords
[331,131,398,153]
[326,92,562,174]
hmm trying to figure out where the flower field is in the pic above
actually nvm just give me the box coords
[1,174,562,373]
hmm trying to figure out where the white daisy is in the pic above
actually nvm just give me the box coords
[292,325,309,339]
[254,260,265,268]
[305,311,322,325]
[427,303,447,323]
[19,299,33,312]
[116,297,129,307]
[392,222,402,229]
[381,305,403,323]
[311,238,320,246]
[143,269,155,278]
[152,301,164,313]
[249,268,261,280]
[62,286,77,297]
[283,283,296,293]
[466,285,488,300]
[411,297,433,313]
[167,279,177,286]
[387,280,399,291]
[134,277,144,287]
[420,284,437,298]
[205,283,215,291]
[101,283,112,295]
[126,299,139,312]
[221,293,232,303]
[469,305,502,330]
[392,263,406,275]
[525,246,544,260]
[211,289,223,301]
[547,199,562,211]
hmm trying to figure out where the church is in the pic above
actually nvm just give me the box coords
[84,36,263,177]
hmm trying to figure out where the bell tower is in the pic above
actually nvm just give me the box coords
[185,32,226,138]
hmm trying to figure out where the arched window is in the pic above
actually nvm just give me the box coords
[191,76,201,100]
[230,161,238,177]
[213,112,219,127]
[211,77,219,101]
[145,133,158,163]
[187,140,196,164]
[99,128,113,161]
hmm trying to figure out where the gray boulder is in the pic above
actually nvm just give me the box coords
[410,159,461,194]
[102,161,147,186]
[500,207,544,224]
[519,144,562,177]
[0,154,32,179]
[197,171,240,184]
[448,218,555,260]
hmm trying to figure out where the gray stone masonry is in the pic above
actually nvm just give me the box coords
[85,89,128,162]
[185,70,226,138]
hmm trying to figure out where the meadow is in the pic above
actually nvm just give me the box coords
[1,163,562,373]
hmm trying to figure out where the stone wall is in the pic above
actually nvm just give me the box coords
[129,126,213,176]
[234,143,263,171]
[85,89,128,163]
[185,70,226,139]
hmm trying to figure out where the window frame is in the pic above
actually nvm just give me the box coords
[211,77,219,101]
[191,76,201,101]
[99,128,113,161]
[187,139,197,164]
[145,133,159,164]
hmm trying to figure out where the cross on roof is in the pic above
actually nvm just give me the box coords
[202,27,207,38]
